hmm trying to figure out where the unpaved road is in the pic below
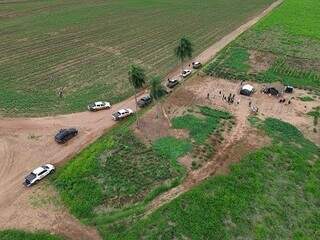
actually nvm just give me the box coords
[0,94,141,240]
[0,1,283,239]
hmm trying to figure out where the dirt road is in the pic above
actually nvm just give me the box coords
[0,94,141,240]
[0,1,284,238]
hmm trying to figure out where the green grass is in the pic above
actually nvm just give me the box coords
[110,118,320,239]
[172,106,231,144]
[204,0,320,90]
[153,137,192,161]
[0,0,275,116]
[0,230,64,240]
[299,96,314,102]
[53,117,183,219]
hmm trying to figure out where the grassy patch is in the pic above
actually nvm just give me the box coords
[205,0,320,90]
[172,106,231,144]
[247,116,262,127]
[153,137,192,161]
[0,230,64,240]
[0,0,275,116]
[299,96,314,102]
[112,118,320,239]
[54,117,183,219]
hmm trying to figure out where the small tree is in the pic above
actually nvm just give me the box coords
[128,65,146,127]
[175,36,193,72]
[150,76,164,119]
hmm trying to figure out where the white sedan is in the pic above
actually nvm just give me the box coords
[88,101,111,111]
[180,69,192,78]
[24,164,55,187]
[112,108,134,121]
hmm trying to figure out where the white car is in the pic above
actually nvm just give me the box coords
[24,164,55,187]
[88,101,111,111]
[112,108,134,121]
[180,69,192,78]
[192,61,202,69]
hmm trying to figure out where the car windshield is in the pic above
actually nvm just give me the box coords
[41,165,49,169]
[26,173,36,181]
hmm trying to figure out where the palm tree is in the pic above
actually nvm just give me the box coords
[175,37,193,73]
[128,64,146,127]
[150,76,164,119]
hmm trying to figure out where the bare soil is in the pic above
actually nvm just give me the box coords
[249,50,276,73]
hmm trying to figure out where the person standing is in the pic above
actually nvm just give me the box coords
[58,87,64,98]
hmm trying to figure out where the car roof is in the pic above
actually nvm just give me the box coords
[32,166,45,174]
[242,84,254,91]
[118,109,128,113]
[95,101,104,105]
[142,96,151,100]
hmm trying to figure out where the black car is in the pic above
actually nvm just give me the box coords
[166,79,179,89]
[55,128,78,144]
[137,95,152,108]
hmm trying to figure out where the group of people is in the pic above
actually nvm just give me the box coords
[222,93,237,104]
[206,90,241,106]
[279,97,292,105]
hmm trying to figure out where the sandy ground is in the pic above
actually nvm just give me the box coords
[0,0,287,238]
[145,76,320,213]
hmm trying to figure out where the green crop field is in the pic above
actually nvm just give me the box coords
[111,118,320,239]
[205,0,320,91]
[0,0,275,116]
[0,229,64,240]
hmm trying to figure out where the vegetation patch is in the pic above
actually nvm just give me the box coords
[54,117,183,220]
[112,118,320,239]
[171,106,232,169]
[0,230,64,240]
[53,106,231,238]
[299,96,314,102]
[153,137,192,161]
[204,0,320,90]
[172,106,232,144]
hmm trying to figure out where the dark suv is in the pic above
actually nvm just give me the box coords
[166,79,179,89]
[138,95,152,108]
[55,128,78,144]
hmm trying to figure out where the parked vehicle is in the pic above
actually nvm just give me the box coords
[24,164,55,187]
[166,79,179,89]
[284,86,294,93]
[137,95,152,108]
[180,69,192,78]
[87,101,111,111]
[192,61,202,69]
[112,108,134,121]
[55,128,78,144]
